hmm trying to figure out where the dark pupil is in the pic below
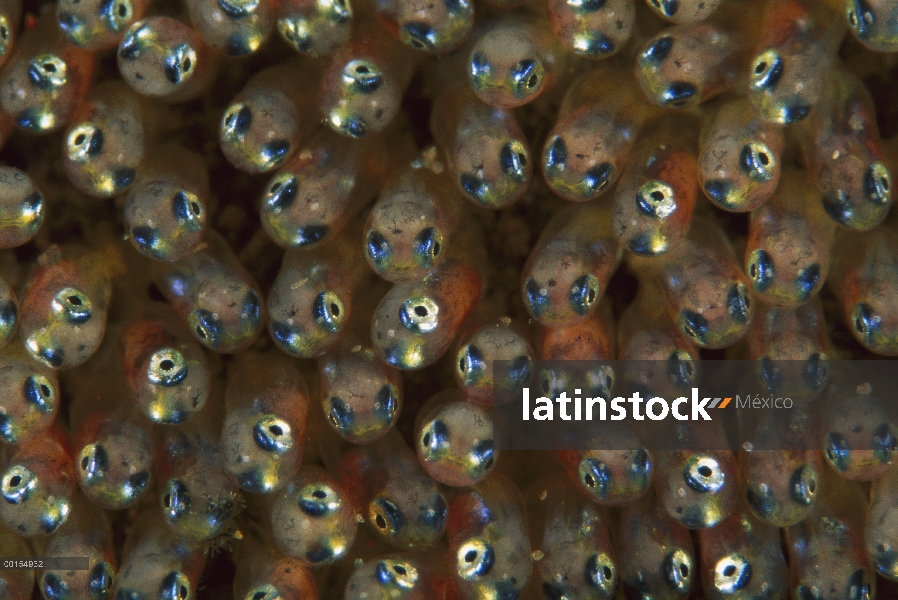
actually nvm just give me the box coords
[75,134,86,145]
[312,489,326,499]
[44,63,56,73]
[68,295,82,306]
[651,190,664,201]
[756,61,766,73]
[465,551,477,563]
[414,306,427,317]
[269,425,282,436]
[724,565,736,576]
[698,465,712,477]
[160,360,174,370]
[9,475,20,486]
[394,565,406,575]
[376,514,387,528]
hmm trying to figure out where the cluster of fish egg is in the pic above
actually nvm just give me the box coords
[1,0,898,596]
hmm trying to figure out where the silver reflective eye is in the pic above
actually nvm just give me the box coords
[585,365,614,399]
[510,59,543,98]
[67,123,104,162]
[747,249,774,292]
[499,141,529,181]
[52,288,93,324]
[749,50,783,91]
[222,103,251,140]
[457,538,495,580]
[578,457,610,499]
[243,584,278,600]
[569,274,600,315]
[78,444,108,485]
[740,142,775,182]
[163,479,190,520]
[825,431,851,472]
[297,482,340,517]
[218,0,260,16]
[29,54,68,90]
[343,60,382,93]
[24,374,56,413]
[636,180,676,219]
[469,52,491,90]
[374,560,418,589]
[370,496,403,536]
[469,439,495,475]
[539,368,569,400]
[159,571,191,600]
[649,0,679,17]
[0,16,11,56]
[714,554,751,593]
[790,464,818,506]
[147,348,188,387]
[401,22,437,51]
[585,553,616,596]
[413,227,443,269]
[278,18,312,52]
[313,290,345,333]
[457,343,485,385]
[683,454,724,493]
[103,0,134,32]
[253,415,293,454]
[419,419,450,462]
[865,162,891,206]
[662,549,692,592]
[399,296,439,333]
[1,465,36,504]
[172,190,205,230]
[88,561,115,596]
[164,44,197,85]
